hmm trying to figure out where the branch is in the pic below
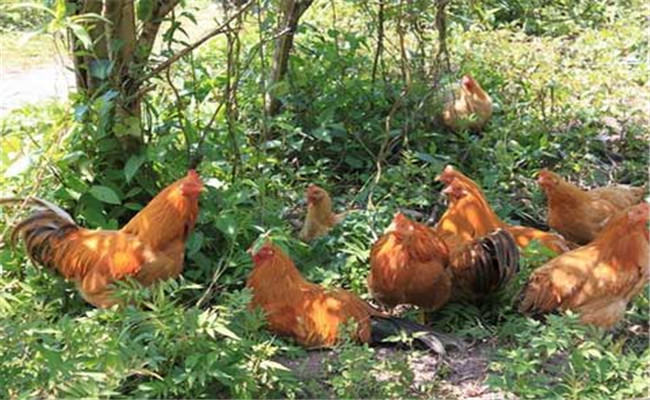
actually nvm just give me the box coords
[133,0,183,68]
[371,0,384,84]
[164,67,192,164]
[138,0,254,83]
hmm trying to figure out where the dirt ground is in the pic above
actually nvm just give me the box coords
[278,340,517,399]
[0,61,74,118]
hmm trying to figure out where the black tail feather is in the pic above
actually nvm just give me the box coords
[369,315,449,354]
[449,228,520,300]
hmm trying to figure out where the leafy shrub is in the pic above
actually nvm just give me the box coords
[1,0,648,398]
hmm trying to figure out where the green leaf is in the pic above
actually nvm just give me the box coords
[89,60,113,80]
[212,323,241,340]
[69,23,92,49]
[414,152,437,164]
[186,232,203,256]
[124,202,143,211]
[216,214,237,239]
[89,186,121,205]
[136,0,154,21]
[124,155,145,183]
[312,127,332,143]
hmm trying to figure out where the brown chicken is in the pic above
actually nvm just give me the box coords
[299,184,345,241]
[3,170,203,308]
[369,212,518,311]
[442,75,493,132]
[435,179,501,248]
[538,169,645,245]
[435,165,572,254]
[247,241,445,353]
[518,202,649,328]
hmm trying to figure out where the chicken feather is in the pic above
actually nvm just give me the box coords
[3,170,203,308]
[247,241,447,353]
[518,202,649,328]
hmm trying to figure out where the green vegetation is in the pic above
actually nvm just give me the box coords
[1,0,648,398]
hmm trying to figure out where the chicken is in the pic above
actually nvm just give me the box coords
[3,170,203,308]
[369,212,518,311]
[299,184,345,241]
[590,184,646,207]
[442,75,493,132]
[434,179,501,248]
[518,202,649,328]
[247,241,446,353]
[435,165,572,254]
[538,169,645,245]
[369,213,452,310]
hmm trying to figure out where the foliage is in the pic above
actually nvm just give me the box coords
[0,0,54,32]
[1,0,648,398]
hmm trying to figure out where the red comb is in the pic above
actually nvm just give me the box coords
[187,169,200,179]
[185,170,203,186]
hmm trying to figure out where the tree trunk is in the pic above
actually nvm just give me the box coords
[266,0,314,117]
[68,0,181,154]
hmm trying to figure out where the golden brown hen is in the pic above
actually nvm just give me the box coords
[435,165,573,254]
[369,213,452,310]
[369,212,519,311]
[518,202,649,328]
[434,179,502,248]
[538,169,645,245]
[442,75,493,132]
[247,241,445,353]
[299,184,345,242]
[4,170,203,308]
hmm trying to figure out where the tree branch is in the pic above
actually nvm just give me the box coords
[133,0,183,68]
[138,0,254,83]
[371,0,384,84]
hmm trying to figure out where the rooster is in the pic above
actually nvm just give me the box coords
[369,212,518,311]
[247,241,447,353]
[538,169,646,245]
[442,75,493,132]
[435,165,573,254]
[3,170,203,308]
[299,184,345,242]
[518,202,649,328]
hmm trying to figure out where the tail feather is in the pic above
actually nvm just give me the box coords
[1,197,75,223]
[449,228,519,300]
[369,315,448,354]
[2,197,79,272]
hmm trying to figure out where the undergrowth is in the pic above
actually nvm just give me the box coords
[0,0,648,398]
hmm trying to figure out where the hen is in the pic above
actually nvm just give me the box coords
[518,202,649,328]
[538,169,645,245]
[3,170,203,308]
[247,241,446,353]
[436,165,572,254]
[299,184,345,241]
[442,75,493,132]
[369,212,518,311]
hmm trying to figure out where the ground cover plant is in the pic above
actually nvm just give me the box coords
[0,0,648,398]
